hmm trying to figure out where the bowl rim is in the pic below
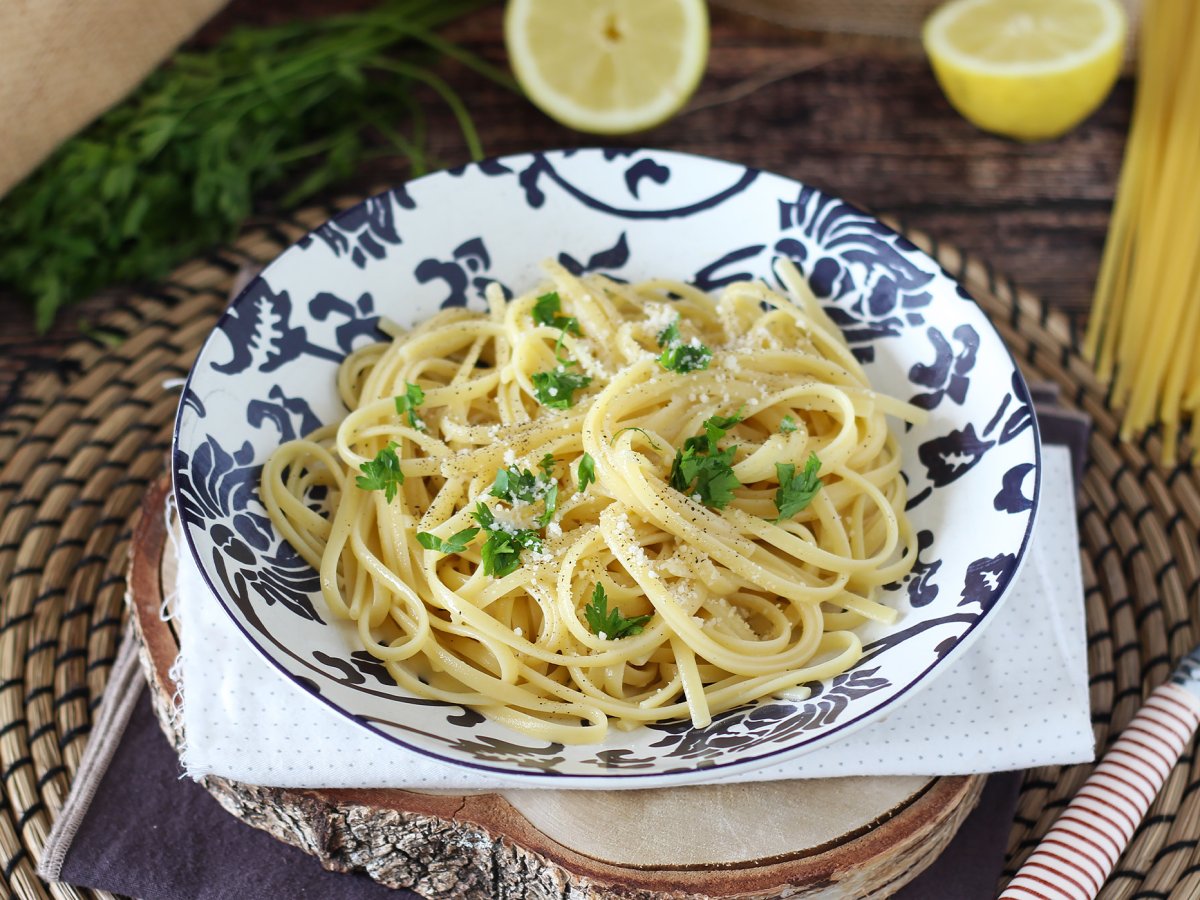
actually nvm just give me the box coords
[171,146,1043,784]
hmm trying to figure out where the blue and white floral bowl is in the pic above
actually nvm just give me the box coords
[172,148,1040,786]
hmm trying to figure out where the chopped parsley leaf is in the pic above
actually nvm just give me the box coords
[669,413,744,509]
[773,453,824,521]
[670,444,741,509]
[584,582,651,640]
[702,409,744,447]
[471,502,543,577]
[471,500,497,528]
[534,291,581,363]
[780,415,798,434]
[532,291,581,336]
[480,531,523,578]
[490,460,558,527]
[393,382,426,430]
[532,369,592,409]
[416,527,480,554]
[655,316,711,373]
[577,452,596,493]
[660,342,713,373]
[672,410,743,458]
[537,482,558,528]
[355,441,404,502]
[490,465,541,503]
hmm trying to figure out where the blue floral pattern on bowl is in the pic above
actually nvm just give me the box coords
[173,148,1040,787]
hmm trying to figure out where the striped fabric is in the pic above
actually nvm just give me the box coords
[1001,683,1200,900]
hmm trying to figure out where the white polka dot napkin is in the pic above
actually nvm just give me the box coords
[175,445,1092,789]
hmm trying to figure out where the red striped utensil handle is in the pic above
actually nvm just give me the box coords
[1000,651,1200,900]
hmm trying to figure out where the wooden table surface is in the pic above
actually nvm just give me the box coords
[0,3,1132,411]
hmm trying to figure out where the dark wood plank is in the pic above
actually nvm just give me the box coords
[0,4,1131,410]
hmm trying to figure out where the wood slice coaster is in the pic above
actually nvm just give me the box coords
[127,478,984,898]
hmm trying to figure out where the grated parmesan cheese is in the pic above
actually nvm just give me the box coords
[645,304,675,332]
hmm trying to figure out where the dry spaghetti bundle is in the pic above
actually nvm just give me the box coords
[1085,0,1200,464]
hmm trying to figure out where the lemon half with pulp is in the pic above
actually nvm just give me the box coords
[505,0,709,135]
[923,0,1126,141]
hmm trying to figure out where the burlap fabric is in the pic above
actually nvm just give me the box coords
[0,0,224,199]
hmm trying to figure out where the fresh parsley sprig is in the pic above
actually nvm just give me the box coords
[1,0,512,331]
[416,527,479,554]
[584,583,651,640]
[471,502,544,578]
[356,441,404,502]
[773,453,824,521]
[532,369,592,409]
[669,412,744,509]
[394,382,426,430]
[656,318,712,373]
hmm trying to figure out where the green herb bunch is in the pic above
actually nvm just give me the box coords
[0,0,513,330]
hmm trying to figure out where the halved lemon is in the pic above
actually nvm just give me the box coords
[504,0,709,135]
[923,0,1126,141]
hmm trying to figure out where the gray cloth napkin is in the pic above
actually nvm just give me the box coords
[39,388,1088,899]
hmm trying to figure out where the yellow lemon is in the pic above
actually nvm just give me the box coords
[504,0,709,134]
[923,0,1126,141]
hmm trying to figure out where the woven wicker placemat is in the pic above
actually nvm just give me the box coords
[1,200,1197,900]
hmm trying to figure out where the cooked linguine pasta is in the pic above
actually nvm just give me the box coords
[260,259,925,744]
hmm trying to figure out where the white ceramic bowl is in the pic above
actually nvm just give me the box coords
[173,148,1040,786]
